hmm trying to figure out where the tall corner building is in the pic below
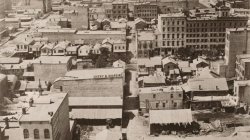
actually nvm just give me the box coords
[157,6,248,55]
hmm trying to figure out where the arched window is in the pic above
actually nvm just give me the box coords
[23,129,29,139]
[44,129,50,139]
[34,129,40,139]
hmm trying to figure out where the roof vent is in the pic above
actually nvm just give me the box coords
[48,112,53,117]
[199,85,202,90]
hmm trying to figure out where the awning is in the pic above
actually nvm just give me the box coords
[149,109,192,124]
[70,109,122,119]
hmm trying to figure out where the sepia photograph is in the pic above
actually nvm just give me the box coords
[0,0,250,140]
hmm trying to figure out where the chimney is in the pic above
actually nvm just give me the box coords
[48,112,53,116]
[216,86,219,90]
[38,79,43,96]
[4,117,9,129]
[22,107,26,114]
[188,61,190,67]
[59,61,61,64]
[199,85,202,90]
[29,98,34,107]
[40,60,42,64]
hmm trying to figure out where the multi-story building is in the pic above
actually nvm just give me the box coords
[234,80,250,105]
[19,92,71,140]
[187,78,229,110]
[52,68,124,97]
[220,28,250,79]
[235,54,250,80]
[63,6,89,30]
[0,0,12,18]
[137,30,158,58]
[0,74,8,104]
[0,19,6,40]
[138,86,183,114]
[186,7,247,55]
[157,6,248,55]
[111,1,128,19]
[134,2,158,22]
[158,13,186,55]
[33,56,74,82]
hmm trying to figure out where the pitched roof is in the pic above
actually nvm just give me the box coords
[149,109,193,124]
[162,57,177,66]
[187,78,228,91]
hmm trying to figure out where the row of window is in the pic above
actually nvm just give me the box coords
[162,41,184,46]
[163,27,185,32]
[152,93,182,98]
[186,45,225,49]
[17,45,28,50]
[113,5,127,9]
[186,38,225,43]
[155,101,178,108]
[136,14,157,17]
[186,28,226,32]
[162,20,185,26]
[186,21,245,27]
[186,33,225,37]
[23,129,50,139]
[112,11,127,14]
[162,33,185,39]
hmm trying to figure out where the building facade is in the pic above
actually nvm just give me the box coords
[234,80,250,105]
[222,28,250,79]
[157,7,248,55]
[134,3,158,22]
[139,86,183,114]
[19,92,71,140]
[0,74,8,104]
[158,13,186,55]
[111,2,128,19]
[235,54,250,80]
[52,68,124,97]
[33,56,73,82]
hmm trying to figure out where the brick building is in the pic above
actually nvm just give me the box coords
[111,1,128,19]
[219,28,250,79]
[63,6,89,30]
[33,56,74,82]
[235,54,250,80]
[134,2,158,22]
[158,13,186,55]
[157,6,248,55]
[137,30,158,58]
[19,92,71,140]
[51,68,124,97]
[139,86,183,114]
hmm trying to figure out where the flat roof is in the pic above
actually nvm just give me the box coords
[142,75,165,84]
[70,109,122,119]
[0,57,21,64]
[38,28,77,33]
[59,68,124,80]
[150,109,193,124]
[187,78,228,91]
[69,97,123,106]
[76,30,126,35]
[33,56,72,64]
[139,86,183,94]
[19,92,67,122]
